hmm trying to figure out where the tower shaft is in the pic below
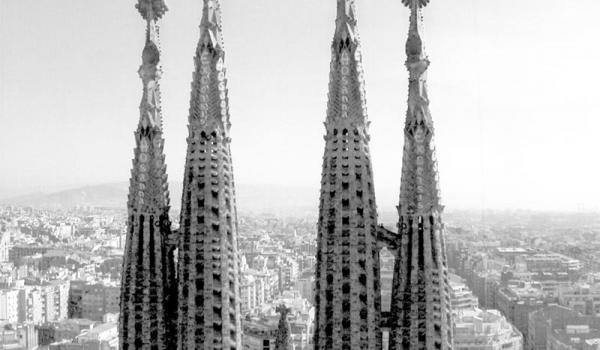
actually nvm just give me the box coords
[313,1,382,349]
[389,1,453,349]
[119,1,177,349]
[176,1,242,349]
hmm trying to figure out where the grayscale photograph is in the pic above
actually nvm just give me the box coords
[0,0,599,349]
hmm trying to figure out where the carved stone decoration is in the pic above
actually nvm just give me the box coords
[313,1,382,349]
[274,305,292,350]
[119,2,177,349]
[401,0,430,7]
[176,1,242,349]
[388,1,453,349]
[136,0,168,20]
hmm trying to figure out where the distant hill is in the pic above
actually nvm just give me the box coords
[1,183,129,209]
[0,182,320,217]
[4,183,594,224]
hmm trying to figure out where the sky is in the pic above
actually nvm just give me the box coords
[1,0,599,212]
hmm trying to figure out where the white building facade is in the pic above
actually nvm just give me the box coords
[454,308,523,350]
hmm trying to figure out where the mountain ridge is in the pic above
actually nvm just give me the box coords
[3,183,597,221]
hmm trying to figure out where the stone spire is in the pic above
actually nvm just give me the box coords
[176,0,242,349]
[388,1,453,349]
[199,0,224,51]
[119,1,177,349]
[313,1,382,349]
[326,0,368,126]
[274,305,292,350]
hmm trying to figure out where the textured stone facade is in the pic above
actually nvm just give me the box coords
[118,1,455,349]
[388,1,453,349]
[119,1,177,349]
[176,0,242,349]
[313,1,382,349]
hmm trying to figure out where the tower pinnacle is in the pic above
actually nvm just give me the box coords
[199,0,225,51]
[187,0,230,133]
[120,1,176,349]
[336,0,357,26]
[326,0,369,127]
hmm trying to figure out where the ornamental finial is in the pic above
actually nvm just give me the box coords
[276,304,291,317]
[136,0,168,21]
[405,0,426,60]
[199,0,224,49]
[337,0,357,24]
[402,0,429,8]
[201,0,222,29]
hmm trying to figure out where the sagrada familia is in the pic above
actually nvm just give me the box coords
[119,0,453,349]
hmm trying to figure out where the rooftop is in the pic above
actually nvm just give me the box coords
[454,307,522,342]
[551,325,600,345]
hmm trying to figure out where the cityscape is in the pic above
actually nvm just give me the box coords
[1,206,599,349]
[1,0,600,349]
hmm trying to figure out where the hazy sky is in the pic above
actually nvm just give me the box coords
[1,0,599,212]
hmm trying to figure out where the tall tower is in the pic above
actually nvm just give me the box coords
[313,1,382,349]
[176,0,242,349]
[119,1,177,349]
[389,1,453,349]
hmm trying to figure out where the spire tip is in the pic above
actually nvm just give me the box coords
[336,0,357,25]
[402,0,430,8]
[136,0,168,21]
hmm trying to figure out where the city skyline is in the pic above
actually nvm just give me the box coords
[1,1,599,347]
[2,0,600,212]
